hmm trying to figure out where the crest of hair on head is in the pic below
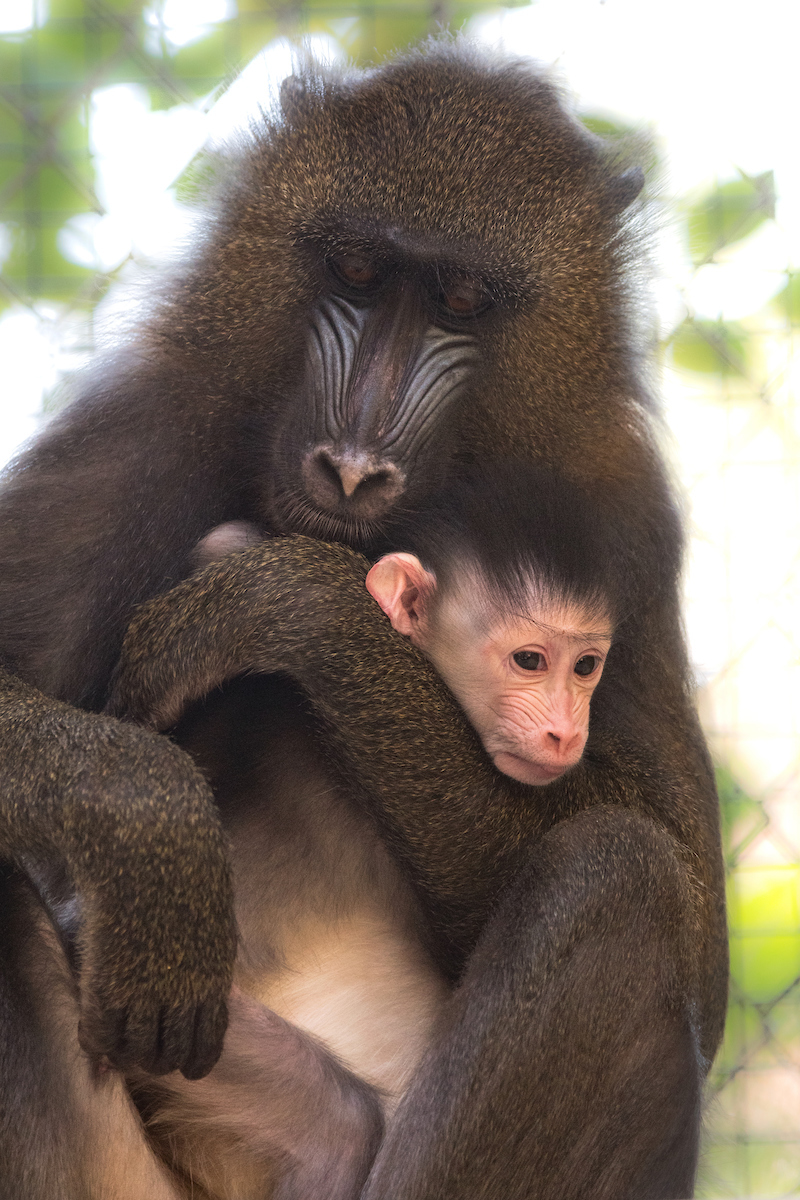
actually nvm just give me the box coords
[386,462,626,632]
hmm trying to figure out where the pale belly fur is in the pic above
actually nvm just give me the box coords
[221,702,449,1108]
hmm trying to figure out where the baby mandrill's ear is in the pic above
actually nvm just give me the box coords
[365,553,436,639]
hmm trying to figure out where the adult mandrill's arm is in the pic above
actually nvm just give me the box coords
[108,537,551,962]
[0,666,236,1077]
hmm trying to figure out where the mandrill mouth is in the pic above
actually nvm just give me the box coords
[491,751,572,787]
[269,479,386,550]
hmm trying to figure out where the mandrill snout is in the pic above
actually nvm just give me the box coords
[493,720,588,787]
[302,446,406,521]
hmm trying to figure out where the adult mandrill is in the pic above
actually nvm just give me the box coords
[0,39,725,1199]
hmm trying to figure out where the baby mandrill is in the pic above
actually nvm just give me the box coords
[366,463,623,785]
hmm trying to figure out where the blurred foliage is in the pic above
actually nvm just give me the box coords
[717,766,800,1020]
[687,171,776,268]
[775,270,800,325]
[581,111,659,182]
[716,767,800,1013]
[668,172,777,380]
[698,770,800,1197]
[0,0,522,313]
[719,767,769,869]
[671,318,749,379]
[729,865,800,1005]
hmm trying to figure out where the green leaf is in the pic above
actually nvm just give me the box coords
[171,27,237,90]
[237,18,281,65]
[2,221,91,298]
[174,152,218,205]
[87,0,146,13]
[581,113,639,140]
[369,14,440,59]
[774,271,800,325]
[34,26,93,84]
[669,317,749,377]
[0,38,25,85]
[50,0,93,16]
[708,998,763,1080]
[698,1141,800,1200]
[686,170,776,266]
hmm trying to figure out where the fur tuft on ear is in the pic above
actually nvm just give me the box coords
[606,166,645,213]
[365,553,436,641]
[280,75,314,124]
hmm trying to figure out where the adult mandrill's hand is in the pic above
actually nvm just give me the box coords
[0,668,236,1079]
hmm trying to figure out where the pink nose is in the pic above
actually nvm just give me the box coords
[539,721,586,767]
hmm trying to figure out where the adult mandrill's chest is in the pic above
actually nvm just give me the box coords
[176,672,449,1106]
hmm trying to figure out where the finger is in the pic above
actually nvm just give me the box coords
[155,1002,198,1077]
[182,995,229,1080]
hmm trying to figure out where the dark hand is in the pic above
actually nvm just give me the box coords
[71,727,237,1078]
[0,670,236,1079]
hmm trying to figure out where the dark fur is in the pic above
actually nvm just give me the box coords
[0,40,726,1198]
[381,460,629,623]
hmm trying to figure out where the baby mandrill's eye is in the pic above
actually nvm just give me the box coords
[574,655,599,677]
[513,651,544,671]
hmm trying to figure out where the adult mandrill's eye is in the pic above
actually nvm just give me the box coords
[574,655,599,677]
[436,272,492,321]
[328,252,381,290]
[513,650,544,671]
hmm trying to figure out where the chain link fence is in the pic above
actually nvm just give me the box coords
[2,2,799,1195]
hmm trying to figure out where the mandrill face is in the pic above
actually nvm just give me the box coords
[419,584,612,785]
[366,553,613,785]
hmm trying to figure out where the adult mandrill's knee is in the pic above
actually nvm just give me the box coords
[487,806,698,999]
[542,805,692,912]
